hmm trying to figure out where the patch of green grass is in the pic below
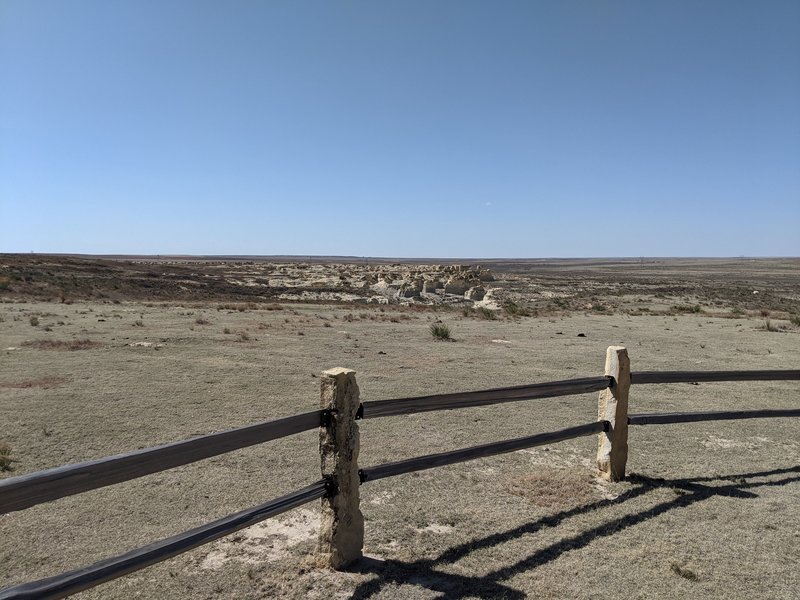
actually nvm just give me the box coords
[429,322,452,341]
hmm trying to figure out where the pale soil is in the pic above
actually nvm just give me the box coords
[1,296,798,599]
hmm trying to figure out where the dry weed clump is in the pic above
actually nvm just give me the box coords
[0,442,14,472]
[22,339,103,351]
[429,322,453,341]
[506,469,596,509]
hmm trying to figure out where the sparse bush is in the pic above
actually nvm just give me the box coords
[672,304,702,314]
[0,442,13,472]
[29,315,39,326]
[503,301,530,317]
[476,306,497,320]
[429,322,452,341]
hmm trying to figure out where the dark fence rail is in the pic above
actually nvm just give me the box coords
[0,410,322,514]
[361,376,611,419]
[631,370,800,384]
[0,481,328,600]
[359,421,607,482]
[629,408,800,426]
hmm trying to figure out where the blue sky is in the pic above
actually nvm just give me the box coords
[1,1,798,257]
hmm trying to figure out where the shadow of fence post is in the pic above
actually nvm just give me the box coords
[317,367,364,569]
[597,346,630,481]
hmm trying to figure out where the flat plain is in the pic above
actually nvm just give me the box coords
[1,255,798,599]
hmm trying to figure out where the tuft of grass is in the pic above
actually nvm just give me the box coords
[476,306,497,320]
[29,315,39,326]
[503,301,530,317]
[0,442,14,472]
[507,469,595,509]
[223,327,231,334]
[672,304,702,314]
[429,322,452,341]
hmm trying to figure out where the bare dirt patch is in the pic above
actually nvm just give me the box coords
[0,375,70,389]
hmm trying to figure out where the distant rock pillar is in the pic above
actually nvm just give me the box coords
[317,368,364,568]
[597,346,630,481]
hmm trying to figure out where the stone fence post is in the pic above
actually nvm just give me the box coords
[597,346,631,481]
[317,368,364,569]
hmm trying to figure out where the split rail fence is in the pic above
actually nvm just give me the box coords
[1,346,798,599]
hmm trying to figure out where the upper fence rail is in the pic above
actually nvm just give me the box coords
[631,370,800,384]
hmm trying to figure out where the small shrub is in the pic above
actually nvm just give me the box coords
[429,322,452,341]
[323,322,332,327]
[503,301,530,317]
[476,306,497,320]
[223,327,232,334]
[730,307,745,318]
[673,304,702,314]
[0,442,14,472]
[29,315,39,326]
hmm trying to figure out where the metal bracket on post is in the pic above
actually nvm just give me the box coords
[320,408,336,428]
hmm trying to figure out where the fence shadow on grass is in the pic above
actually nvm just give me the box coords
[349,466,800,599]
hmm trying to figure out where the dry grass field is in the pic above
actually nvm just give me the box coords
[1,255,798,599]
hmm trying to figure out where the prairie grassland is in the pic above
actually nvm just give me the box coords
[0,258,798,599]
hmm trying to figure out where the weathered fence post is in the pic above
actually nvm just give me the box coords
[317,368,364,569]
[597,346,630,481]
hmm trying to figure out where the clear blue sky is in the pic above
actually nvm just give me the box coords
[1,1,798,257]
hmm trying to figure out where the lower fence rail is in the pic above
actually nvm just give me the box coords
[629,408,800,426]
[359,421,608,482]
[0,481,328,600]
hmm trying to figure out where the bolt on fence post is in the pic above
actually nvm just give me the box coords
[597,346,630,481]
[317,368,364,569]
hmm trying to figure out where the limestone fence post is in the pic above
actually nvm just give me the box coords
[317,368,364,569]
[597,346,631,481]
